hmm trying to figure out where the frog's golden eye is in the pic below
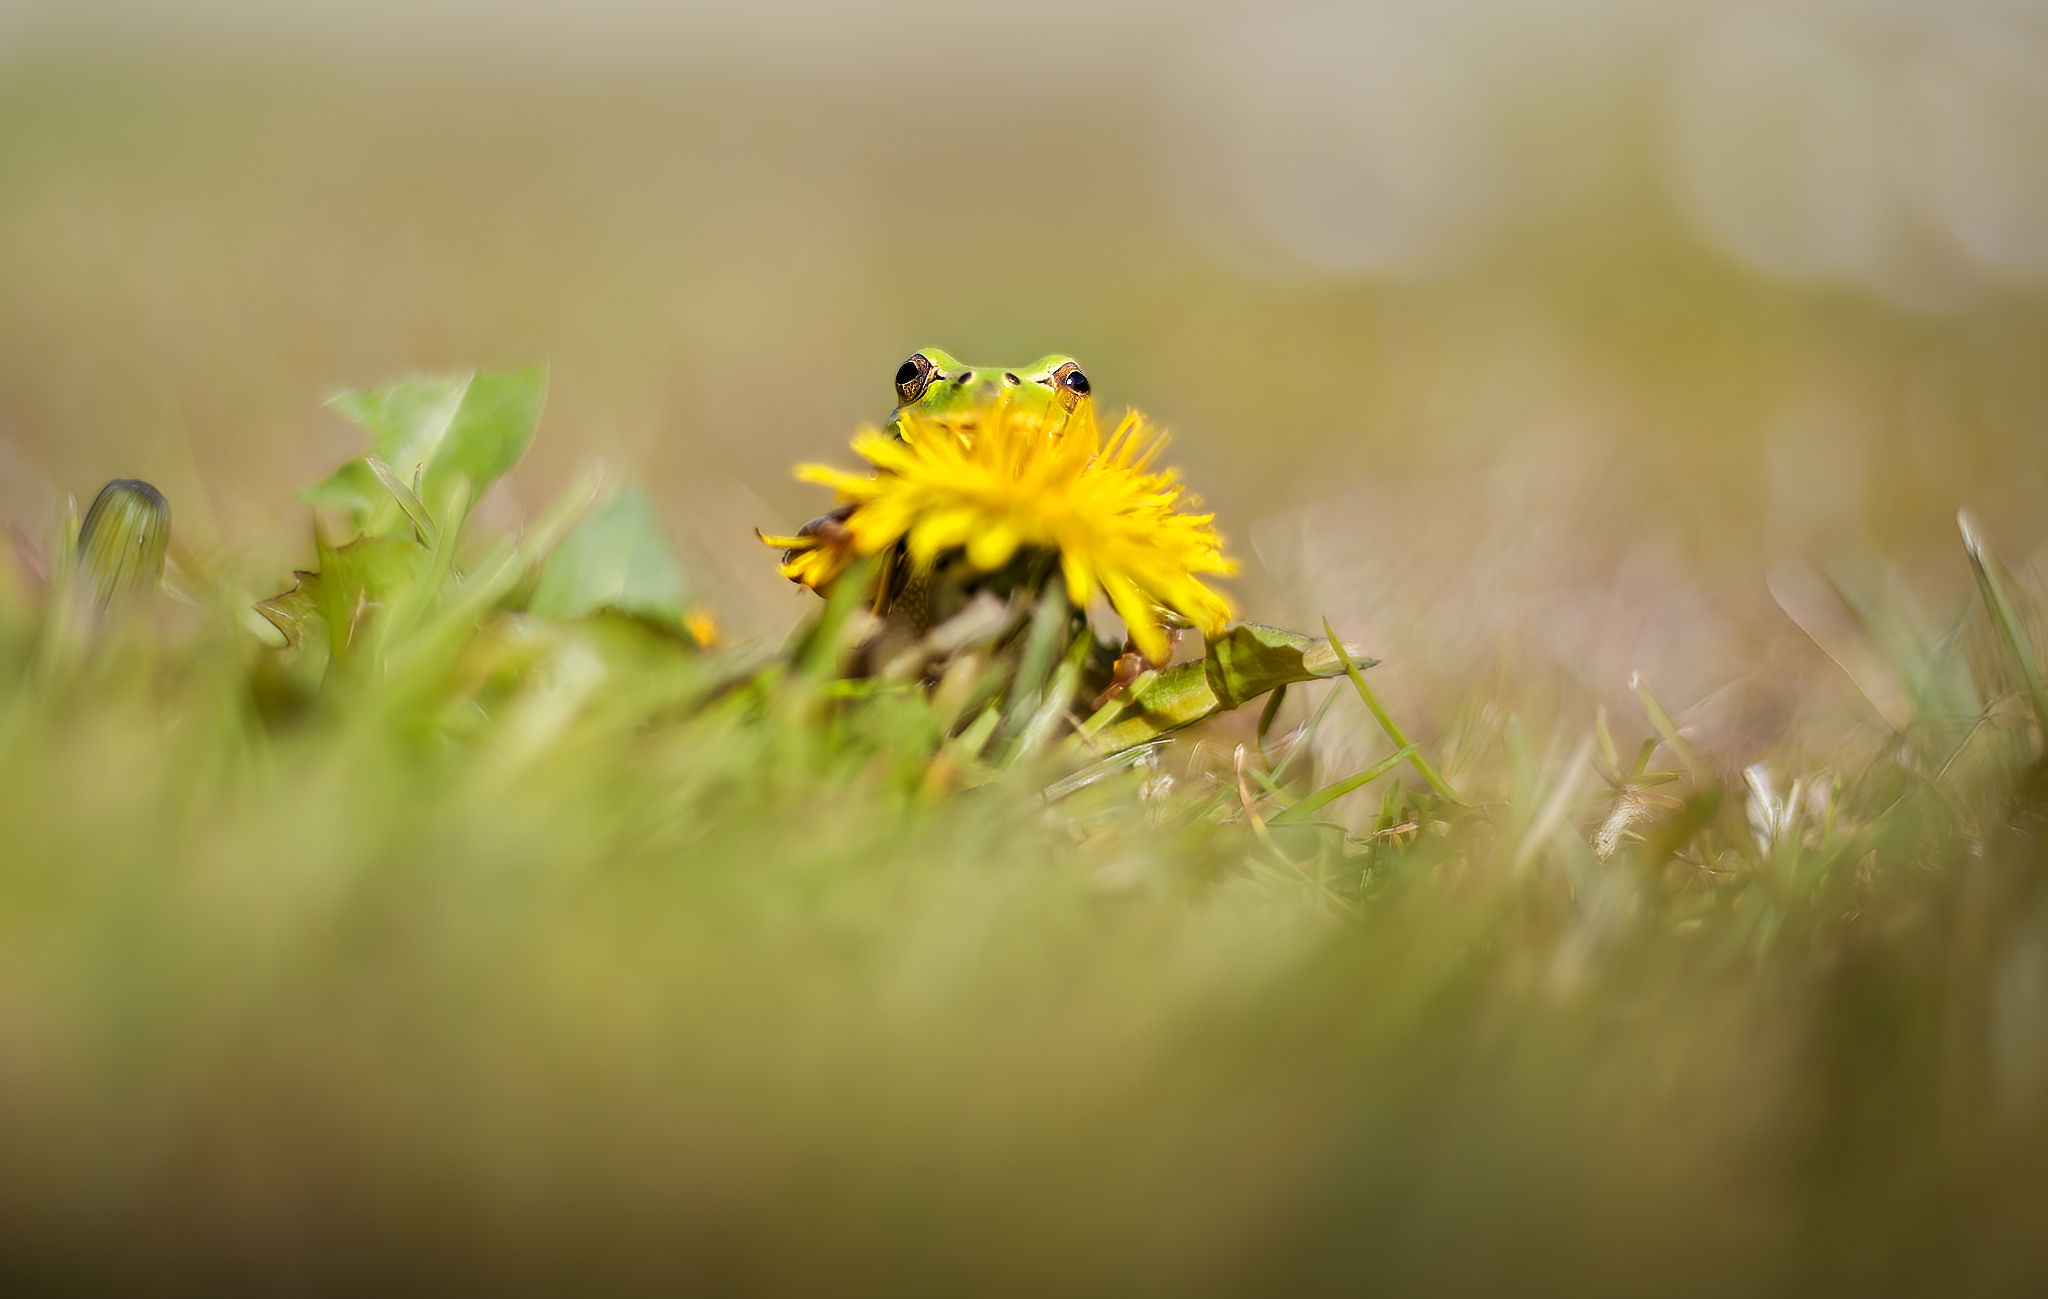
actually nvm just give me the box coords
[1051,361,1090,397]
[894,353,938,406]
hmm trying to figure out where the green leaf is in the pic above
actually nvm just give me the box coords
[302,367,546,531]
[1204,621,1371,711]
[430,367,547,508]
[303,377,466,525]
[1001,575,1073,737]
[1012,623,1093,763]
[255,533,427,675]
[1079,622,1377,756]
[529,487,698,630]
[799,554,879,678]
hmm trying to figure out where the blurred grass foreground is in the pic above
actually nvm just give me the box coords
[9,377,2048,1294]
[6,0,2048,1292]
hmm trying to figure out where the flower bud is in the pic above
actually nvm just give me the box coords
[76,478,171,609]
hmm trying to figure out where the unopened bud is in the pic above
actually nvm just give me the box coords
[76,478,171,609]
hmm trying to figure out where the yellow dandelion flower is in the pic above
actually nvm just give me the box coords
[767,391,1235,665]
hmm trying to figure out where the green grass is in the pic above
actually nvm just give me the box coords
[4,375,2048,1295]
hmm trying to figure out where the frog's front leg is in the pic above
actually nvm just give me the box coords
[781,501,857,567]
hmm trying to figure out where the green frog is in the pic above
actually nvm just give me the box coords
[786,348,1096,624]
[883,348,1093,430]
[775,350,1368,748]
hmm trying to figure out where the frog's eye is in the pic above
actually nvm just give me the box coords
[1051,361,1091,397]
[894,353,938,405]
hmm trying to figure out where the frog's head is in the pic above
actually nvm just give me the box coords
[888,347,1092,432]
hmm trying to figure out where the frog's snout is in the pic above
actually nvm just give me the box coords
[948,369,1007,403]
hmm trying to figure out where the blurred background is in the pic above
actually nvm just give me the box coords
[3,0,2045,756]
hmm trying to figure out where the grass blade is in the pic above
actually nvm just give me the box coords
[1322,619,1461,804]
[1632,673,1703,780]
[365,454,439,548]
[1270,744,1417,824]
[1959,509,2048,744]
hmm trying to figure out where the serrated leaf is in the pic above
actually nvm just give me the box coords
[256,533,427,674]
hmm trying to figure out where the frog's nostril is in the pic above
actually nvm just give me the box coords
[1003,373,1019,384]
